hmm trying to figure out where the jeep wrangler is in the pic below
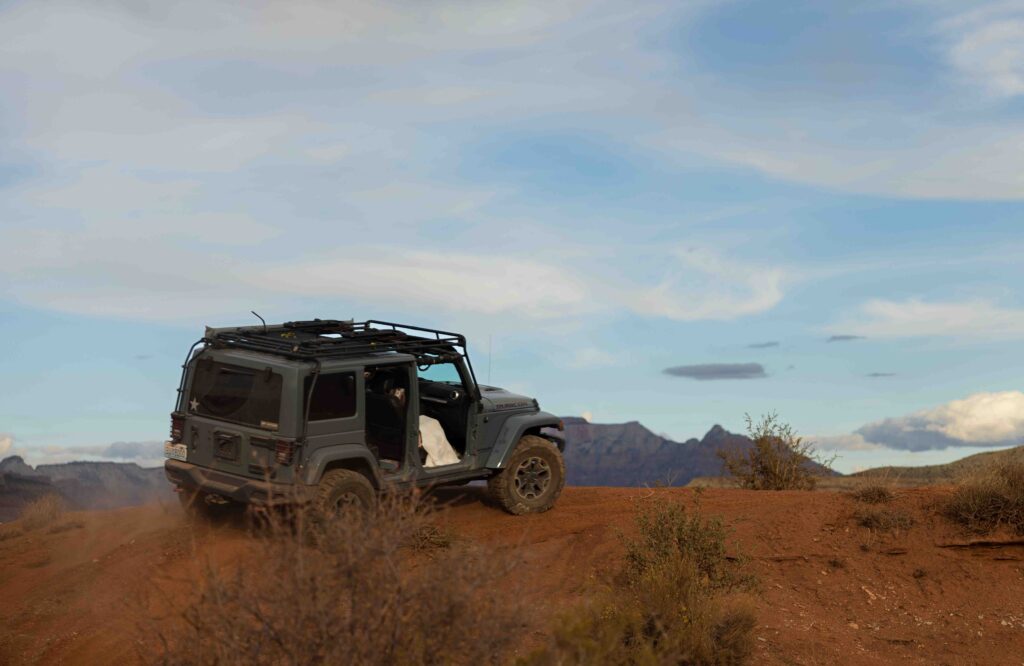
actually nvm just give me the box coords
[164,319,566,517]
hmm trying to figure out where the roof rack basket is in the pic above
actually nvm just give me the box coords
[201,319,479,382]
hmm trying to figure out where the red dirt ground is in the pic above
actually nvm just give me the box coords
[1,486,1022,665]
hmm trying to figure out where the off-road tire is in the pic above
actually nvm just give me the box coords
[312,469,375,518]
[487,435,565,515]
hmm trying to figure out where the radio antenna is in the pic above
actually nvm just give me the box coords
[251,310,267,332]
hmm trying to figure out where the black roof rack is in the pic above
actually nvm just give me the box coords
[202,319,478,381]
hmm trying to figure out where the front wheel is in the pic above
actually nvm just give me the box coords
[487,435,565,515]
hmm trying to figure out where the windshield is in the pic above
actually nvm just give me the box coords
[189,359,283,429]
[418,362,463,384]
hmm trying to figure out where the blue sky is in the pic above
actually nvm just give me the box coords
[1,0,1023,472]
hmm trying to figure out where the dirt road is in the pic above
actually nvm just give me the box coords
[1,487,1022,665]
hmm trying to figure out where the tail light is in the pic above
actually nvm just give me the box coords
[275,439,296,465]
[170,412,185,442]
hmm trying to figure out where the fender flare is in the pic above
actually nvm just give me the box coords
[302,444,383,487]
[485,411,564,469]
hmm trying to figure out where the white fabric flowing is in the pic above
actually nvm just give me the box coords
[419,415,460,467]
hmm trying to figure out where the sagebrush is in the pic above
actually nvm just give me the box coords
[851,485,894,504]
[162,493,523,666]
[943,461,1024,535]
[19,494,66,530]
[718,413,834,490]
[854,508,914,532]
[525,493,756,665]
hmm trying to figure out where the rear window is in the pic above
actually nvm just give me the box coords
[190,359,283,429]
[304,372,357,421]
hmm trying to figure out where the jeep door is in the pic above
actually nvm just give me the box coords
[301,368,365,478]
[415,358,480,471]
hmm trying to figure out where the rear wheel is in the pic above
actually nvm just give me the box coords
[312,469,375,518]
[487,435,565,515]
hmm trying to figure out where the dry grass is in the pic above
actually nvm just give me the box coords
[160,492,523,666]
[0,525,24,542]
[854,508,914,533]
[524,492,757,665]
[48,519,86,535]
[851,485,895,505]
[943,461,1024,535]
[19,495,66,531]
[718,413,835,491]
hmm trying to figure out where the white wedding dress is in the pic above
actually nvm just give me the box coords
[418,415,460,467]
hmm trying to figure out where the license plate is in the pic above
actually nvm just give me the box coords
[164,442,187,462]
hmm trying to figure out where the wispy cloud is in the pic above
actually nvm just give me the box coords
[866,372,896,378]
[662,363,767,381]
[832,298,1024,340]
[941,4,1024,98]
[747,341,780,349]
[568,347,617,369]
[632,248,785,321]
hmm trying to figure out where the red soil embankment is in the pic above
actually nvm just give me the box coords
[1,487,1022,665]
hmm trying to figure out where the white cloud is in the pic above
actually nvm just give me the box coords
[857,391,1024,451]
[813,433,886,452]
[13,441,166,468]
[0,434,13,457]
[252,248,594,320]
[832,298,1024,339]
[568,347,617,368]
[941,4,1024,98]
[631,248,785,321]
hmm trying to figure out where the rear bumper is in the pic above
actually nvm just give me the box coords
[165,460,311,505]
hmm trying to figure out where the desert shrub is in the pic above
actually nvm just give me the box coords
[717,413,835,491]
[19,495,66,530]
[525,495,756,665]
[851,485,894,504]
[162,492,523,666]
[854,508,914,532]
[943,461,1024,535]
[0,526,23,541]
[409,523,455,553]
[625,495,755,593]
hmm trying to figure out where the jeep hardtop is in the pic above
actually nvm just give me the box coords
[164,319,566,516]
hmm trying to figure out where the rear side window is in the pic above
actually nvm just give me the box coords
[191,360,283,429]
[304,372,357,421]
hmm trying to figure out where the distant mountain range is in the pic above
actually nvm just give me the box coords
[0,456,173,522]
[561,417,788,487]
[2,418,841,520]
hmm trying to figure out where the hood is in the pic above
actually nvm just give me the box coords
[478,385,538,414]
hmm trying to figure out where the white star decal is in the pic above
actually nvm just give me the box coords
[189,397,199,411]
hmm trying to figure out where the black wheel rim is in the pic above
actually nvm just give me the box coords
[513,456,551,501]
[332,490,364,512]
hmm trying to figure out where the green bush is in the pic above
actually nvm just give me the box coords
[717,413,834,491]
[525,494,756,666]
